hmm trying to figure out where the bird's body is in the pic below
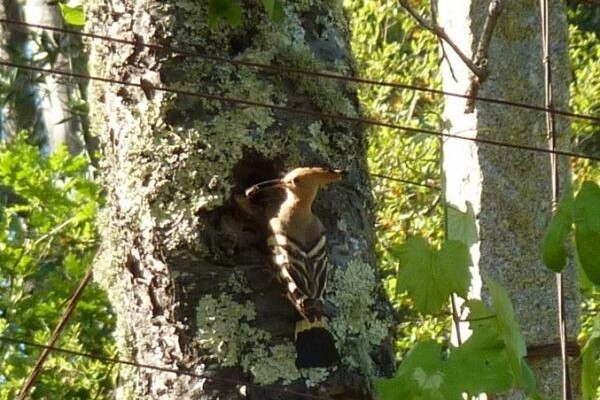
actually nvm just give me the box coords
[246,167,342,368]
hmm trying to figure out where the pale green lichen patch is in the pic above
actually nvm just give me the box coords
[142,103,285,250]
[241,343,300,385]
[196,294,266,367]
[328,259,389,378]
[194,261,387,387]
[275,43,357,117]
[221,271,253,295]
[196,293,305,385]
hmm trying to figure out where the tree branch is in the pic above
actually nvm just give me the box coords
[398,0,484,77]
[464,0,504,113]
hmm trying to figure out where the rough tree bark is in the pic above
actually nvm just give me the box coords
[438,0,580,398]
[88,1,394,399]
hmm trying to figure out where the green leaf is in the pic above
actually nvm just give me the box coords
[58,4,85,26]
[375,341,446,400]
[486,277,536,392]
[444,325,513,394]
[208,0,242,27]
[573,181,600,284]
[261,0,284,22]
[395,237,472,314]
[447,201,478,246]
[438,241,472,299]
[582,314,600,400]
[541,189,574,272]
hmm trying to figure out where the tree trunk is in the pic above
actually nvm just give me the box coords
[0,0,43,141]
[88,1,394,398]
[438,0,580,398]
[23,0,84,154]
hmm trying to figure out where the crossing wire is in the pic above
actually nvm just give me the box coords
[1,18,599,124]
[0,335,330,400]
[1,60,598,162]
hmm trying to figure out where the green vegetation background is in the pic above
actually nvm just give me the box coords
[0,1,597,398]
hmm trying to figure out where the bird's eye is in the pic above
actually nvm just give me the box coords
[292,178,299,185]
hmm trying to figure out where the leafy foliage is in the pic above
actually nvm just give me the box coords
[376,280,537,399]
[59,3,86,26]
[0,135,115,399]
[541,189,574,272]
[393,237,471,314]
[346,0,447,359]
[541,181,600,284]
[568,4,600,398]
[573,182,600,284]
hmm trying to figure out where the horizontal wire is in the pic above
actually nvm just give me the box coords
[0,335,331,400]
[370,173,440,189]
[1,18,599,124]
[1,60,598,163]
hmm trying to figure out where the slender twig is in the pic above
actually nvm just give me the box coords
[429,0,457,81]
[17,261,95,400]
[32,216,76,246]
[398,0,484,77]
[539,0,571,398]
[465,0,505,113]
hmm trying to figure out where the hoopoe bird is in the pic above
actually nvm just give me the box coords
[245,167,343,368]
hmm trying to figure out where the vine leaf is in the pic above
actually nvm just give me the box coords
[394,237,472,314]
[573,181,600,284]
[443,324,513,394]
[59,4,85,26]
[541,188,574,272]
[374,341,460,400]
[376,328,513,398]
[447,201,478,246]
[485,277,537,392]
[582,314,600,400]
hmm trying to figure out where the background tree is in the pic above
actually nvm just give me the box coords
[438,0,579,397]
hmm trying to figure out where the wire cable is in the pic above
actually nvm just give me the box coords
[0,335,331,400]
[539,0,572,398]
[1,18,598,124]
[1,60,598,162]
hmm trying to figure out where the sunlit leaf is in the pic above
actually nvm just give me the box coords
[573,181,600,284]
[444,325,513,394]
[59,3,85,26]
[541,189,574,272]
[447,201,478,246]
[394,237,472,314]
[486,276,536,392]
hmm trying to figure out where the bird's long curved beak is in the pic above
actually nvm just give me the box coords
[245,178,285,197]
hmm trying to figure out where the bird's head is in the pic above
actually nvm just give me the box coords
[245,167,343,200]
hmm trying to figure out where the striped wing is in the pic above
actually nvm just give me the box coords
[268,233,328,320]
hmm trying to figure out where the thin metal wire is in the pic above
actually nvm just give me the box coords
[1,60,598,163]
[539,1,572,398]
[0,335,331,400]
[1,18,599,124]
[370,173,440,189]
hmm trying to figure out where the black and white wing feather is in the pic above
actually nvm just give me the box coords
[268,232,328,321]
